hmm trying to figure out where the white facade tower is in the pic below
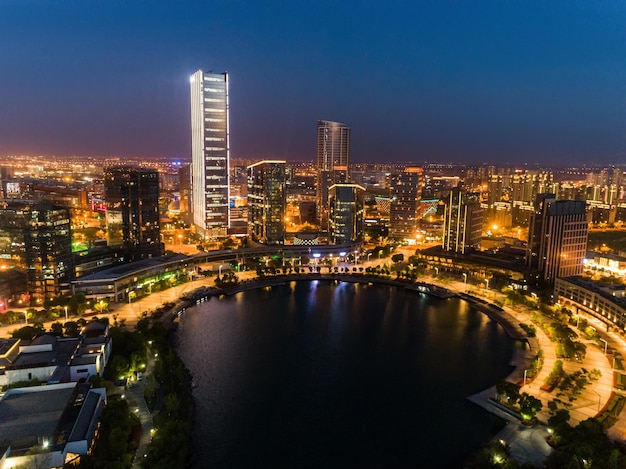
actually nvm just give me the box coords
[190,70,230,237]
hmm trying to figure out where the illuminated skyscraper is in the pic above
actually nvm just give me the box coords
[0,200,74,301]
[526,194,588,283]
[247,161,286,245]
[316,120,350,222]
[328,183,364,244]
[190,70,230,237]
[389,167,424,240]
[104,166,163,260]
[442,188,484,254]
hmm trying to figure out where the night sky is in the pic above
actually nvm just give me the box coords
[1,1,625,165]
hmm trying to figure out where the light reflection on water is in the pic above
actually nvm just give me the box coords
[176,281,514,468]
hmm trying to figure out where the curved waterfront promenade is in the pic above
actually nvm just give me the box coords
[0,269,616,467]
[166,272,615,466]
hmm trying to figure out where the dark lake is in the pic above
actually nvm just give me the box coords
[176,280,514,468]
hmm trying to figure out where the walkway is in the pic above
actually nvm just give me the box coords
[125,347,157,467]
[1,258,623,465]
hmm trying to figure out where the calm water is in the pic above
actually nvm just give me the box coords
[176,281,514,468]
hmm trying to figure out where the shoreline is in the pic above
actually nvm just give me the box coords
[168,273,534,407]
[166,274,544,465]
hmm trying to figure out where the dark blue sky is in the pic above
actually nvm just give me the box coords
[1,1,625,165]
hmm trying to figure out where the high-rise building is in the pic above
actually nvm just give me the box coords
[190,70,230,237]
[389,167,424,240]
[0,200,74,301]
[442,188,484,254]
[316,120,350,222]
[104,166,163,260]
[526,194,588,283]
[328,183,365,245]
[247,161,286,245]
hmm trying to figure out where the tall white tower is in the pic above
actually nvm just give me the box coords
[190,70,230,237]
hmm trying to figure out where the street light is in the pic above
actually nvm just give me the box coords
[484,278,489,289]
[64,306,68,323]
[367,253,372,263]
[523,369,529,385]
[462,273,467,291]
[24,310,28,325]
[600,338,608,355]
[434,267,439,276]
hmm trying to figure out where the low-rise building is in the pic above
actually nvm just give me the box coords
[0,321,111,388]
[0,382,106,468]
[555,276,626,331]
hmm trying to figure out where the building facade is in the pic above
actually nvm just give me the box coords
[555,276,626,331]
[190,70,230,237]
[104,166,163,260]
[0,199,74,301]
[247,161,286,245]
[389,167,424,241]
[316,120,350,222]
[442,188,484,254]
[526,194,588,283]
[328,183,365,245]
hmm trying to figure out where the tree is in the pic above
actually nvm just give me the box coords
[49,322,64,336]
[518,392,542,422]
[495,380,521,405]
[11,325,44,340]
[93,299,109,314]
[68,292,87,316]
[548,409,571,445]
[63,320,80,337]
[110,355,129,380]
[391,253,404,263]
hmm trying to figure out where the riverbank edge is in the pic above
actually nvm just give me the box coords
[163,274,537,464]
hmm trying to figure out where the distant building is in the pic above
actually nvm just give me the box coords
[442,188,484,254]
[526,194,588,283]
[316,120,350,223]
[247,161,286,245]
[389,168,424,240]
[178,163,192,225]
[190,70,230,237]
[0,200,74,301]
[104,166,163,261]
[328,183,365,245]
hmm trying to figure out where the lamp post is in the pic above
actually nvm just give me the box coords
[600,338,608,355]
[24,310,28,325]
[64,306,68,323]
[462,273,467,292]
[523,369,529,385]
[434,267,439,276]
[367,253,372,263]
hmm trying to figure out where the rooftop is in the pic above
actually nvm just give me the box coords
[77,253,189,281]
[0,384,77,449]
[560,276,626,308]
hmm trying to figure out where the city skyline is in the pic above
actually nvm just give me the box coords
[1,1,625,165]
